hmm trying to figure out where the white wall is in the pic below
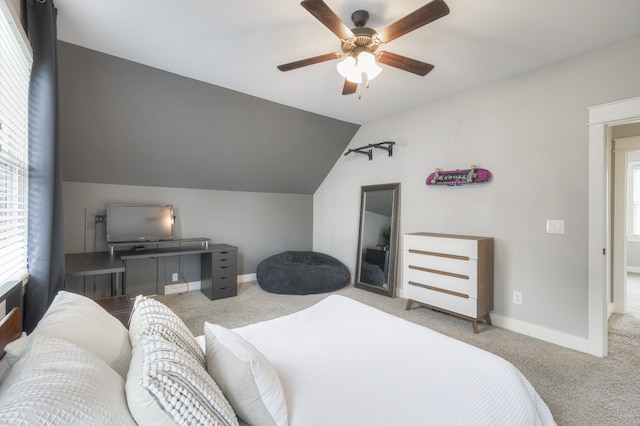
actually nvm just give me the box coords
[314,35,640,349]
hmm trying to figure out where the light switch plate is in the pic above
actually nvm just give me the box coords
[546,219,565,234]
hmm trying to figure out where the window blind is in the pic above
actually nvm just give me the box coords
[0,0,32,285]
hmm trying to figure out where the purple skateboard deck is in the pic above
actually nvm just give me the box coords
[426,166,492,186]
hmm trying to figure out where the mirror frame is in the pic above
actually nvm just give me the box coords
[355,183,400,297]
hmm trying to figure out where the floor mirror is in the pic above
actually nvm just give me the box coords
[355,183,400,297]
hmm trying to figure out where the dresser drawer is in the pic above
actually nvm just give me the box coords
[404,250,478,279]
[404,234,479,260]
[405,281,478,318]
[404,267,477,298]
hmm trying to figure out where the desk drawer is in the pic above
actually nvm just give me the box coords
[213,282,237,300]
[213,265,236,280]
[213,250,237,267]
[213,273,237,300]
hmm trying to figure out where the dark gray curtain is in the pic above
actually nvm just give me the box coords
[23,0,64,333]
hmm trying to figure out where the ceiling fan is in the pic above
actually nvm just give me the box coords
[277,0,450,96]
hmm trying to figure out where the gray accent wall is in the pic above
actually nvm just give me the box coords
[58,41,360,194]
[58,42,353,276]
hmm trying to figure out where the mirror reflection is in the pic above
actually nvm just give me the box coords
[355,183,400,297]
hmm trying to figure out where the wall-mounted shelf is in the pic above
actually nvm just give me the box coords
[344,141,395,161]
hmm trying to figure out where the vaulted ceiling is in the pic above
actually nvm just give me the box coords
[55,1,640,195]
[54,0,640,125]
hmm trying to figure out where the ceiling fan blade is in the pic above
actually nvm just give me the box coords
[377,0,450,43]
[301,0,354,40]
[277,52,342,72]
[377,51,434,76]
[342,79,358,95]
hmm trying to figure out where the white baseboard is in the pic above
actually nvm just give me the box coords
[163,274,255,295]
[238,273,256,283]
[165,278,590,354]
[491,313,590,354]
[163,280,202,295]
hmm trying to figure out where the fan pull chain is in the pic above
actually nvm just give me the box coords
[357,80,372,100]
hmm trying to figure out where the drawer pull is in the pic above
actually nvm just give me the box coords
[408,249,469,261]
[408,264,469,280]
[408,281,469,299]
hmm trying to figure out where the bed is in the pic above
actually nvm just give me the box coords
[0,291,555,425]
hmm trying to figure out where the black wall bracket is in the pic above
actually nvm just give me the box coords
[344,141,395,161]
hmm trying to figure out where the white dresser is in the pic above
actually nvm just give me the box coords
[403,232,494,333]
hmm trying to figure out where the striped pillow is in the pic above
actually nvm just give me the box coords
[126,333,238,426]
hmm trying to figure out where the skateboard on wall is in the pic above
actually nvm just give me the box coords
[426,165,492,186]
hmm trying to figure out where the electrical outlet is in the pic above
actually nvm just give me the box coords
[172,273,178,282]
[513,291,523,305]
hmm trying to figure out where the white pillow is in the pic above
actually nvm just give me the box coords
[0,357,10,385]
[29,291,131,378]
[129,295,205,365]
[126,333,238,426]
[204,322,288,426]
[0,334,136,425]
[2,332,28,367]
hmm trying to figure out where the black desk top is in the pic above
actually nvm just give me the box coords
[65,243,237,275]
[118,243,237,260]
[65,252,125,276]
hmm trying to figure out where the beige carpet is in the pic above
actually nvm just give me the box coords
[156,279,640,426]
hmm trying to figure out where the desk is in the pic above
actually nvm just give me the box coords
[65,243,237,300]
[65,252,125,297]
[119,244,237,300]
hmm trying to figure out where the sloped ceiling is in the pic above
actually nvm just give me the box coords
[56,0,640,195]
[58,42,360,194]
[54,0,640,124]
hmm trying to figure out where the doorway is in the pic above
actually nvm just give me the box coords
[612,135,640,316]
[588,97,640,357]
[626,273,640,315]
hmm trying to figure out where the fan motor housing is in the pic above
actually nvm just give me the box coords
[341,27,379,54]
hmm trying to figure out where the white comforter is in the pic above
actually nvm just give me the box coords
[232,295,555,426]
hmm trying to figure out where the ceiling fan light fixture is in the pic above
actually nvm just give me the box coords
[337,51,382,84]
[278,0,450,96]
[336,56,362,83]
[357,51,382,81]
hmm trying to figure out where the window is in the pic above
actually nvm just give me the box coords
[0,0,32,284]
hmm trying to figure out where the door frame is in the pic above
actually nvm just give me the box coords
[588,96,640,357]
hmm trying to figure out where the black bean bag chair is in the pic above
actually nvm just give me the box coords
[359,261,386,286]
[256,251,350,295]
